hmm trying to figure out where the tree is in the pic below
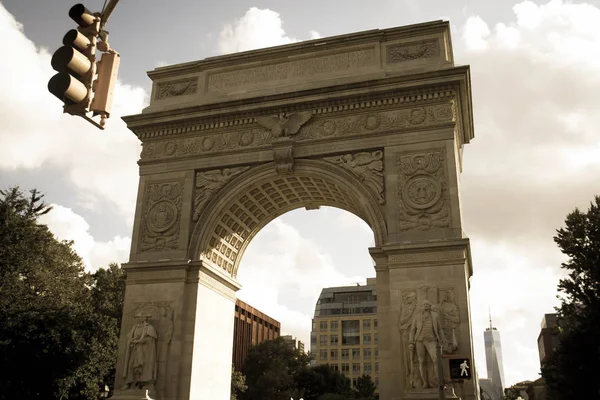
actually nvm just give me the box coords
[354,374,376,399]
[541,195,600,400]
[231,366,248,400]
[0,187,126,399]
[241,337,312,400]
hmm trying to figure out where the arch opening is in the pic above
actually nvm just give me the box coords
[189,160,387,278]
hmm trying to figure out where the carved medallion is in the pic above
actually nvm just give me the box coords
[323,150,384,204]
[396,151,449,231]
[387,39,439,63]
[193,167,250,221]
[139,181,184,253]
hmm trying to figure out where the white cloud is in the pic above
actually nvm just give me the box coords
[217,7,321,54]
[0,3,147,224]
[458,0,600,385]
[39,204,131,271]
[238,218,366,346]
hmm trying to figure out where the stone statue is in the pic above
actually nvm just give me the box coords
[398,291,418,387]
[122,314,158,390]
[256,111,312,138]
[408,300,446,388]
[440,290,460,352]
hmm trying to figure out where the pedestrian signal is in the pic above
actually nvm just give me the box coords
[449,357,471,380]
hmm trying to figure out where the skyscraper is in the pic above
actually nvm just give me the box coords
[481,313,506,400]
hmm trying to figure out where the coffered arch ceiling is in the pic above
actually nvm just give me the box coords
[189,160,387,278]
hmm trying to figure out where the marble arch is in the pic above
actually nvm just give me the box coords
[113,20,478,400]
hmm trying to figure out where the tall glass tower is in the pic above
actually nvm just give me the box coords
[483,314,506,399]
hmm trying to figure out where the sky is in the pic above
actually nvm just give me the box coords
[1,0,599,388]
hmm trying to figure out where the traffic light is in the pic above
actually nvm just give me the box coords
[48,3,120,130]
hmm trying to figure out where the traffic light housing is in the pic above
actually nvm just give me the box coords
[48,3,120,130]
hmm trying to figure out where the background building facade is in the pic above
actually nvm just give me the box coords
[282,334,305,353]
[232,299,281,371]
[483,317,506,400]
[310,278,378,389]
[537,313,560,365]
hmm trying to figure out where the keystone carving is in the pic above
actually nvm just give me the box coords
[323,150,385,204]
[139,181,184,252]
[272,138,295,174]
[396,151,449,231]
[193,167,250,221]
[256,111,313,138]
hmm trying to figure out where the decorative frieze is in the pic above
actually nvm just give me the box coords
[155,78,198,99]
[323,150,385,204]
[396,150,450,231]
[138,181,184,252]
[207,49,376,92]
[387,39,439,63]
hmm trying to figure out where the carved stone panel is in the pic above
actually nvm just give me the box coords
[193,167,250,221]
[139,181,184,253]
[387,39,439,63]
[396,150,449,231]
[155,78,198,99]
[323,150,384,204]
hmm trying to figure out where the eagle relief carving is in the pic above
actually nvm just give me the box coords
[256,111,313,138]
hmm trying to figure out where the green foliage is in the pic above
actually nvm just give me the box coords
[541,195,600,400]
[0,187,126,399]
[231,366,248,400]
[354,374,376,399]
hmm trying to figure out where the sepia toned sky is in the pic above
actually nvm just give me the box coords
[2,0,599,387]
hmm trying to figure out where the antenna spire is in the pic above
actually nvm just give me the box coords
[488,307,493,329]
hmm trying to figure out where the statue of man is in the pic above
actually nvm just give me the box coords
[408,300,446,388]
[122,313,158,390]
[440,290,460,352]
[398,292,418,387]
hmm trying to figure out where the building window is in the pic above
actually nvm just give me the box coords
[342,320,360,345]
[363,333,371,345]
[352,378,358,387]
[332,364,339,371]
[375,362,379,373]
[311,333,317,345]
[364,348,372,359]
[330,349,338,360]
[363,319,371,330]
[352,363,361,374]
[330,334,339,345]
[331,320,339,331]
[341,363,350,373]
[341,349,350,360]
[374,348,378,359]
[352,348,361,360]
[375,378,379,387]
[320,321,328,332]
[374,319,378,329]
[320,349,328,360]
[320,335,328,346]
[364,363,372,373]
[374,333,378,344]
[312,320,316,331]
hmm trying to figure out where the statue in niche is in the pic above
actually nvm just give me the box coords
[398,291,418,388]
[440,290,460,353]
[122,313,158,391]
[408,300,446,389]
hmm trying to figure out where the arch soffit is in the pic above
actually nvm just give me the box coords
[189,159,388,277]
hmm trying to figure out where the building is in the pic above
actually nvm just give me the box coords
[282,335,305,353]
[483,314,506,400]
[537,313,560,365]
[310,278,378,390]
[232,299,281,371]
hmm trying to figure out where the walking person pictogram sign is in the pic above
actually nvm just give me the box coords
[449,357,472,380]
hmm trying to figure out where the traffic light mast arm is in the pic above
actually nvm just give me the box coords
[99,0,120,41]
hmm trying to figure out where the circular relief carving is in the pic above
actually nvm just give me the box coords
[202,136,215,151]
[409,107,426,125]
[239,131,254,147]
[321,120,337,136]
[403,175,441,209]
[146,200,178,234]
[433,104,453,121]
[365,114,381,130]
[164,141,176,156]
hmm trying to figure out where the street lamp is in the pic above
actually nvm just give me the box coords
[102,384,110,398]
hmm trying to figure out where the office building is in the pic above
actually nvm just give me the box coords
[483,314,506,400]
[310,278,378,390]
[537,313,560,365]
[232,299,281,371]
[282,335,306,353]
